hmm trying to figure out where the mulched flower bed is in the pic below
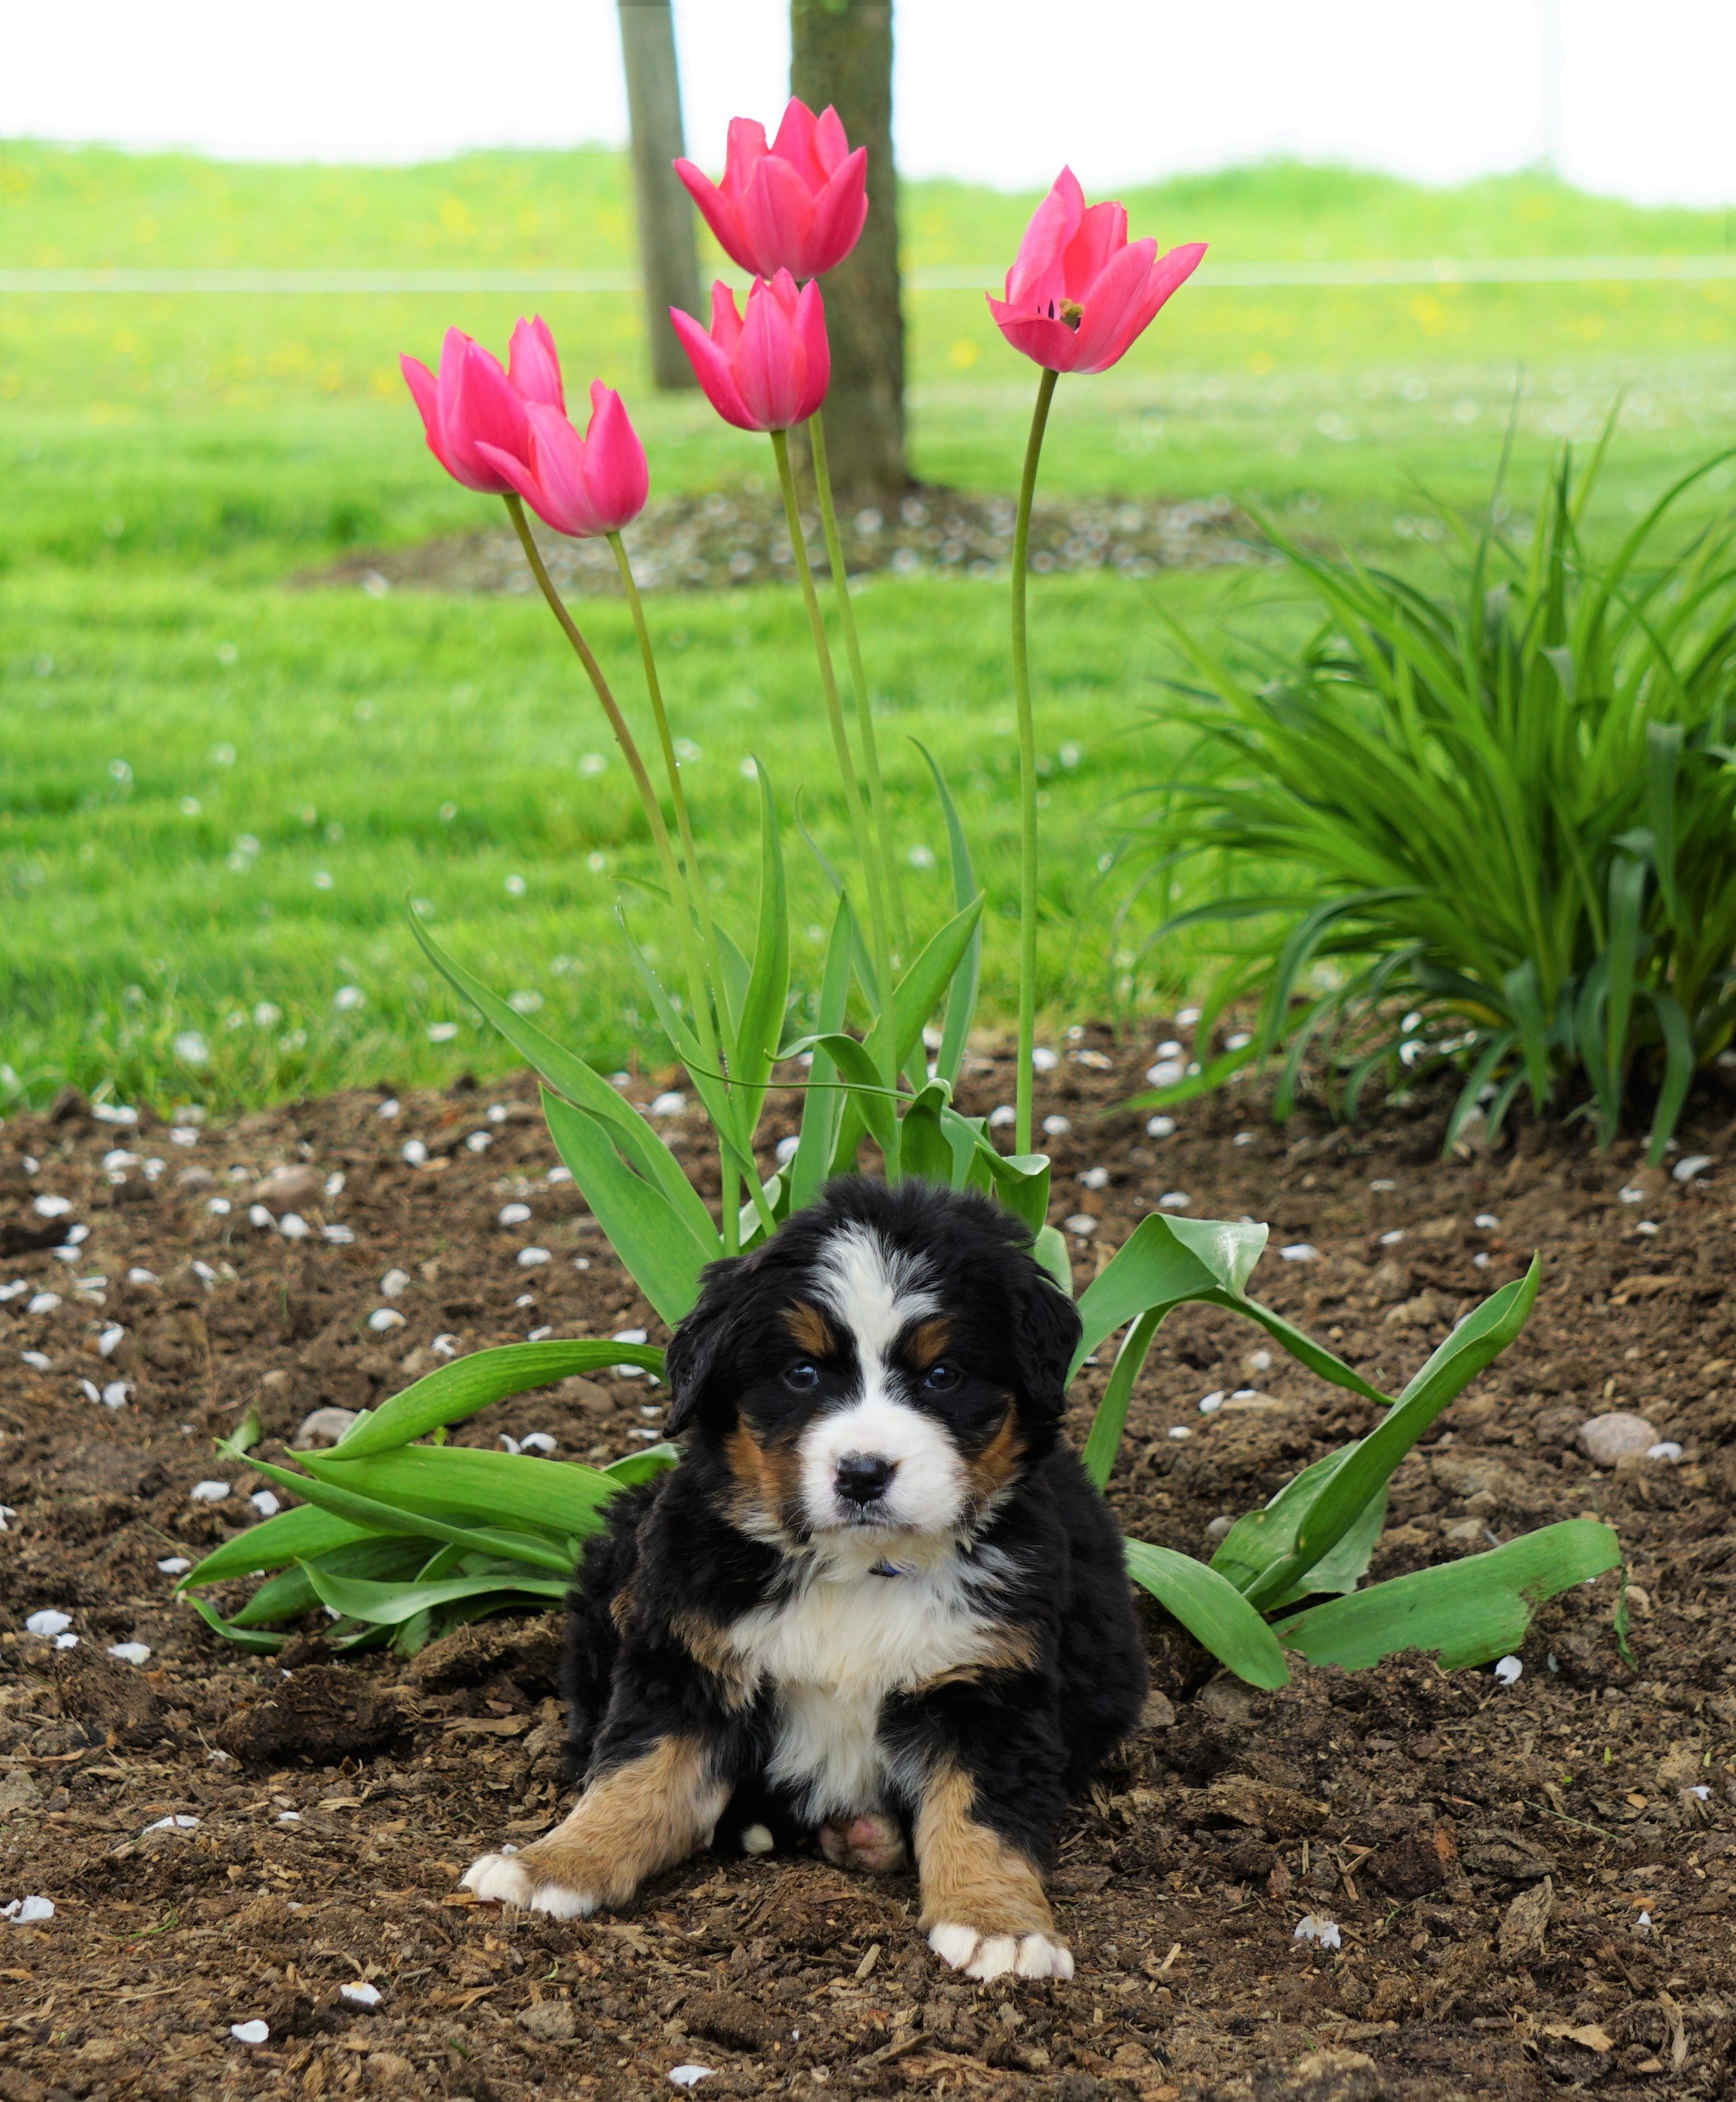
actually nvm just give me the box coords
[296,486,1257,600]
[2,1036,1734,2102]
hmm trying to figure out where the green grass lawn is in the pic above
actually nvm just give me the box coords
[4,143,1734,1112]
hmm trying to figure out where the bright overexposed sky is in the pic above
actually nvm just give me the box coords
[5,1,1734,208]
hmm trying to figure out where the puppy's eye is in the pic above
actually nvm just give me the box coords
[783,1361,820,1392]
[922,1361,959,1392]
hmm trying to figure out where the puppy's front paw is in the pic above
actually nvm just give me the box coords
[461,1850,596,1920]
[928,1922,1073,1981]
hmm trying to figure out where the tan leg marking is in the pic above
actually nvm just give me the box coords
[909,1623,1038,1696]
[461,1735,724,1919]
[916,1760,1072,1982]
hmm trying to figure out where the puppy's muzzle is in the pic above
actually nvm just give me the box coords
[834,1451,896,1509]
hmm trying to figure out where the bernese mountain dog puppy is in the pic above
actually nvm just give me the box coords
[462,1177,1146,1980]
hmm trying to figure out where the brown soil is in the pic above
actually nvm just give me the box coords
[294,487,1257,601]
[3,1039,1735,2102]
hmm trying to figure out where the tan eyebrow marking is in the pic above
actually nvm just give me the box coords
[905,1316,954,1370]
[783,1302,836,1358]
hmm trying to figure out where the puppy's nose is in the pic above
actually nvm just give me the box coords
[835,1452,895,1506]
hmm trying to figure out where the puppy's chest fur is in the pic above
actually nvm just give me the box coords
[723,1552,1013,1822]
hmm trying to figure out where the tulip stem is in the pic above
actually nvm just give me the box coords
[769,427,899,1135]
[505,494,761,1248]
[807,409,907,952]
[1010,366,1058,1158]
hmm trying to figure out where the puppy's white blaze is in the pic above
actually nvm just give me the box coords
[812,1222,939,1374]
[798,1393,966,1535]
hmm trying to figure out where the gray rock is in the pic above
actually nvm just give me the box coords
[0,1766,41,1817]
[1576,1411,1658,1467]
[291,1406,360,1450]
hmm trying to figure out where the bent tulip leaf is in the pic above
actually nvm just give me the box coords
[297,1561,572,1627]
[1124,1537,1290,1690]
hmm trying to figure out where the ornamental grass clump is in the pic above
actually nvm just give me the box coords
[1125,432,1736,1160]
[179,111,1620,1685]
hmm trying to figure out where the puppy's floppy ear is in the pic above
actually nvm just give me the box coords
[1008,1262,1082,1430]
[662,1256,743,1437]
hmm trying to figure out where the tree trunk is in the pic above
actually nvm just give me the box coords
[617,0,702,391]
[790,0,906,502]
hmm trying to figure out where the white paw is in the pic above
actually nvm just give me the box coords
[927,1923,1073,1982]
[461,1852,596,1919]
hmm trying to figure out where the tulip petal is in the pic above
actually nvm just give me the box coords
[474,436,560,524]
[986,297,1085,373]
[446,339,530,489]
[708,279,745,354]
[717,116,771,207]
[734,275,805,429]
[669,304,756,430]
[400,354,451,470]
[1063,200,1129,304]
[1065,237,1161,373]
[807,147,869,277]
[673,158,758,276]
[771,97,821,180]
[580,382,650,533]
[508,316,565,411]
[792,278,832,422]
[1007,166,1085,309]
[741,153,815,279]
[812,104,851,179]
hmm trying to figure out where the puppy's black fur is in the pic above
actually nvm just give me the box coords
[556,1179,1146,1892]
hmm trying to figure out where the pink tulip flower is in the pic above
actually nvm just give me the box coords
[988,168,1206,376]
[476,380,649,539]
[669,271,830,433]
[674,100,868,281]
[400,317,565,493]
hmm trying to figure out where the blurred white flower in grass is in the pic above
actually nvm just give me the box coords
[504,874,527,898]
[579,752,607,776]
[508,990,543,1014]
[333,986,364,1011]
[173,1032,209,1067]
[427,1022,459,1043]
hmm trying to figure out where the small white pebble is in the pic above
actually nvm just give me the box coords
[279,1213,309,1241]
[1031,1046,1058,1073]
[401,1139,428,1166]
[379,1267,412,1296]
[1280,1244,1319,1263]
[22,1351,51,1370]
[98,1324,125,1357]
[497,1433,521,1454]
[1206,1515,1235,1539]
[144,1814,200,1832]
[614,1327,648,1345]
[431,1333,458,1358]
[169,1125,199,1147]
[250,1489,281,1515]
[1155,1040,1182,1059]
[1635,1221,1660,1237]
[1293,1914,1341,1949]
[325,1171,346,1196]
[466,1130,492,1152]
[80,1378,101,1403]
[1167,1425,1192,1440]
[0,1282,27,1303]
[526,1324,553,1342]
[276,1811,302,1824]
[1224,1030,1252,1050]
[0,1507,15,1530]
[157,1557,192,1575]
[27,1293,60,1315]
[1078,1166,1110,1189]
[669,2070,714,2091]
[4,1896,55,1924]
[1146,1060,1184,1088]
[1198,1391,1225,1414]
[1618,1185,1645,1204]
[774,1134,801,1165]
[650,1092,686,1117]
[190,1480,231,1503]
[341,1982,382,2008]
[1674,1155,1713,1183]
[1232,1131,1254,1146]
[1474,1213,1499,1229]
[1064,1215,1097,1237]
[377,1098,400,1119]
[54,1633,77,1650]
[1493,1655,1523,1686]
[1473,1252,1491,1268]
[25,1610,71,1638]
[248,1204,274,1230]
[368,1307,406,1331]
[1691,1784,1712,1800]
[572,1255,590,1271]
[488,1102,511,1122]
[516,1247,551,1268]
[1635,1912,1653,1937]
[230,2020,270,2046]
[1042,1114,1071,1137]
[1647,1442,1683,1462]
[498,1204,532,1228]
[1146,1116,1176,1138]
[546,1165,572,1184]
[1158,1191,1191,1211]
[101,1381,130,1409]
[32,1194,72,1219]
[322,1222,355,1244]
[1369,1178,1396,1192]
[519,1432,558,1455]
[107,1641,151,1666]
[989,1104,1015,1128]
[1378,1229,1405,1246]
